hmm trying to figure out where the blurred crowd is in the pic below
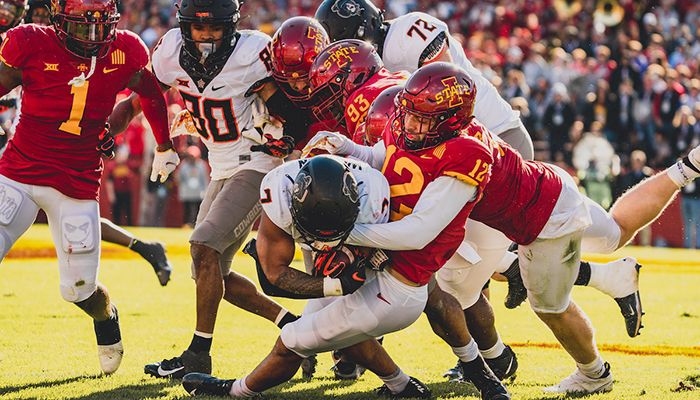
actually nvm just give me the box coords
[7,0,700,246]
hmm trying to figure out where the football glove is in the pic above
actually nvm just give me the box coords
[169,109,199,138]
[338,260,366,295]
[150,146,180,183]
[301,131,354,158]
[96,124,115,159]
[250,134,295,158]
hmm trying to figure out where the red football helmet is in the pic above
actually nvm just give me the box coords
[309,39,383,123]
[394,62,477,151]
[50,0,119,58]
[0,0,27,33]
[362,84,402,145]
[271,16,329,108]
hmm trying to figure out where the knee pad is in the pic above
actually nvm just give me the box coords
[60,279,97,303]
[437,256,492,309]
[61,214,96,254]
[0,181,25,226]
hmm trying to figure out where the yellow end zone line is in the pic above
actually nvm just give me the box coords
[512,342,700,358]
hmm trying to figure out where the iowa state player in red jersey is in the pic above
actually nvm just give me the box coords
[0,0,177,374]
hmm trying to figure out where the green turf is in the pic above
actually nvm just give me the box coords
[1,227,700,399]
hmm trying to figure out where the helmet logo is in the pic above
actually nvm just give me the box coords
[331,0,363,19]
[341,171,359,203]
[306,26,326,53]
[195,11,212,17]
[435,76,471,108]
[292,174,313,203]
[323,45,360,69]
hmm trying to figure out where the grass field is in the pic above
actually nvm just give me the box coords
[1,225,700,400]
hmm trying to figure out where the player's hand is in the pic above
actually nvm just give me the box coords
[170,109,198,138]
[301,131,353,158]
[96,124,115,159]
[250,134,295,158]
[150,145,180,183]
[338,261,366,295]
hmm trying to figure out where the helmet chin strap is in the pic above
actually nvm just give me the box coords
[68,56,97,87]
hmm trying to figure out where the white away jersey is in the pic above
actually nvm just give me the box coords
[261,156,390,242]
[382,12,520,134]
[152,28,280,180]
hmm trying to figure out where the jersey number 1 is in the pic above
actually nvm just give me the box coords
[59,82,89,136]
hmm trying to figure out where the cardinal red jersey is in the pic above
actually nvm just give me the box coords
[0,25,149,200]
[344,68,408,137]
[380,130,493,285]
[465,120,563,245]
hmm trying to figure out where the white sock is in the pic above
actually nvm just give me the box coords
[480,337,506,360]
[577,357,606,379]
[586,261,610,295]
[194,330,213,339]
[380,368,410,394]
[667,159,700,187]
[451,338,480,362]
[229,376,258,398]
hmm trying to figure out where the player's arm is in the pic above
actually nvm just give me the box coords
[347,176,478,250]
[0,61,22,97]
[302,131,387,169]
[418,31,452,67]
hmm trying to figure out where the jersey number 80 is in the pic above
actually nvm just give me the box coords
[180,91,240,142]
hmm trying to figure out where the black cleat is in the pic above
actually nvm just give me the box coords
[502,258,527,309]
[485,345,518,381]
[144,350,212,379]
[135,241,172,286]
[182,373,235,396]
[376,376,431,399]
[301,354,318,380]
[443,360,462,381]
[331,350,366,380]
[614,263,643,337]
[460,358,510,400]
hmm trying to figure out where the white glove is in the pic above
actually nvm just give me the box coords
[301,131,354,158]
[170,109,199,138]
[150,147,180,183]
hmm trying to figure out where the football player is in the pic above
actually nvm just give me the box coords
[0,0,178,374]
[308,61,700,393]
[0,0,173,287]
[180,155,468,399]
[109,0,311,379]
[0,0,25,33]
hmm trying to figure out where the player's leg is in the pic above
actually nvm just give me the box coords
[99,217,172,286]
[182,269,431,397]
[0,175,41,261]
[39,187,123,374]
[610,149,700,248]
[520,232,612,394]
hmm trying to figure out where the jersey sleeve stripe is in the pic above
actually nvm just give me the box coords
[0,40,14,68]
[444,170,479,186]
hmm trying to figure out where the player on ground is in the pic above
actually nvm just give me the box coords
[181,155,508,399]
[0,0,178,374]
[109,0,311,379]
[308,62,696,393]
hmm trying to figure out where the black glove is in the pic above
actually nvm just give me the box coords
[338,261,366,295]
[243,238,259,263]
[250,134,295,158]
[97,124,115,159]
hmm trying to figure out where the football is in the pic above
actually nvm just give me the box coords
[312,246,359,278]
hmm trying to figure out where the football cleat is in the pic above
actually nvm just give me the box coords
[144,350,212,379]
[301,354,318,380]
[543,362,613,394]
[485,345,518,381]
[331,350,366,380]
[376,376,431,399]
[182,373,235,396]
[98,341,123,375]
[94,305,123,374]
[135,242,173,286]
[501,258,527,309]
[443,360,462,381]
[460,358,511,400]
[591,257,643,337]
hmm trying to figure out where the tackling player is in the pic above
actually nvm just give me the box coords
[0,0,178,374]
[109,0,311,379]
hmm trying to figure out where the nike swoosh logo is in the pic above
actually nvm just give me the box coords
[212,85,225,91]
[165,162,177,167]
[353,272,365,282]
[103,67,118,74]
[157,365,183,376]
[420,155,432,159]
[377,292,391,305]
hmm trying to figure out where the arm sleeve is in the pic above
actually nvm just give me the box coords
[131,69,170,145]
[347,140,387,170]
[346,176,477,250]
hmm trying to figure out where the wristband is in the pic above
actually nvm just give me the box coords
[323,277,343,297]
